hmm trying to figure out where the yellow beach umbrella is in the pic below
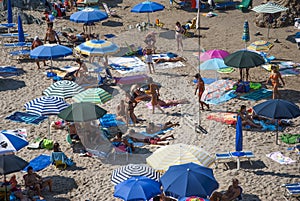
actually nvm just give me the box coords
[247,40,274,51]
[146,143,214,172]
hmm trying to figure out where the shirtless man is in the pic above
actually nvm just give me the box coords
[210,179,242,201]
[238,105,261,129]
[24,166,52,199]
[31,36,46,69]
[44,26,61,44]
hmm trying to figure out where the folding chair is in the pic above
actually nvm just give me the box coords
[282,182,300,201]
[215,152,232,169]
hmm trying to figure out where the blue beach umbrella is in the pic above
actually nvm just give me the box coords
[199,58,227,70]
[114,176,161,201]
[0,129,28,153]
[242,20,250,48]
[231,116,244,169]
[131,1,165,25]
[70,8,108,23]
[160,162,219,198]
[74,39,119,56]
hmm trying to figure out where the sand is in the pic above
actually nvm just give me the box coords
[0,0,299,200]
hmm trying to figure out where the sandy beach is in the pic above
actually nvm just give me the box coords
[0,0,299,200]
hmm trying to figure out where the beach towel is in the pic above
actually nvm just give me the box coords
[249,82,261,90]
[202,77,217,84]
[205,90,237,105]
[266,151,296,165]
[201,79,235,103]
[23,154,51,172]
[140,127,174,137]
[108,56,146,74]
[99,114,126,128]
[240,88,272,101]
[207,112,237,125]
[217,67,235,74]
[5,112,47,125]
[0,66,23,77]
[281,134,300,144]
[114,74,149,85]
[280,67,300,77]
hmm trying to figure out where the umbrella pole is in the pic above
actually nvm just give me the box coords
[237,157,240,170]
[48,117,51,139]
[147,13,150,26]
[4,175,7,201]
[276,119,279,145]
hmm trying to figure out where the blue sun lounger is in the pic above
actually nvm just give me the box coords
[282,182,300,201]
[4,42,32,47]
[215,151,255,169]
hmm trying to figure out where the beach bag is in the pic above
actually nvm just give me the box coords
[281,134,300,144]
[41,139,54,150]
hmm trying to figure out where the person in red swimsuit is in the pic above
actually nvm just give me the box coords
[266,65,285,99]
[194,73,210,110]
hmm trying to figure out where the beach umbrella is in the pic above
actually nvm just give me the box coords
[199,58,227,70]
[58,102,107,122]
[231,116,243,170]
[242,20,250,49]
[17,15,25,43]
[114,176,161,201]
[111,164,160,185]
[131,1,165,25]
[146,143,215,172]
[70,8,108,23]
[160,162,219,198]
[247,40,274,51]
[253,99,300,144]
[252,2,288,38]
[0,153,28,201]
[30,44,73,69]
[43,80,84,99]
[0,129,28,153]
[0,0,16,32]
[198,49,230,61]
[74,40,119,56]
[224,50,265,68]
[72,88,112,104]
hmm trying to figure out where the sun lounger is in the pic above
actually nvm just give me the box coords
[4,42,32,47]
[102,3,119,18]
[282,182,300,201]
[295,32,300,49]
[215,1,237,10]
[215,151,255,169]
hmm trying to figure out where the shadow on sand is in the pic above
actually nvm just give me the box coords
[0,78,26,91]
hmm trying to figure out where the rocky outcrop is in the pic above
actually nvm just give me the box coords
[254,0,300,28]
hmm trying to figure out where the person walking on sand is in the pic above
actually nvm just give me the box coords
[266,65,285,99]
[175,21,184,51]
[143,45,155,74]
[150,83,164,114]
[31,36,47,69]
[194,73,210,110]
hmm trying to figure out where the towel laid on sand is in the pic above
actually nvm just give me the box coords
[5,112,47,125]
[140,127,174,137]
[266,152,296,165]
[240,88,272,101]
[109,56,146,74]
[207,112,237,125]
[0,66,23,77]
[205,90,237,105]
[23,154,51,172]
[99,114,126,128]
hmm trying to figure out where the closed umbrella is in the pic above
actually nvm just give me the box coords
[72,88,112,104]
[231,116,244,170]
[253,99,300,144]
[114,176,161,201]
[0,0,16,32]
[247,40,273,51]
[242,20,250,49]
[160,162,219,198]
[146,143,215,172]
[75,40,119,56]
[131,1,165,25]
[198,49,230,61]
[58,102,107,122]
[252,2,288,38]
[111,164,160,185]
[43,80,84,99]
[0,129,28,153]
[224,50,265,68]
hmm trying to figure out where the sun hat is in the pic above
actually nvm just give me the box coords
[34,36,39,41]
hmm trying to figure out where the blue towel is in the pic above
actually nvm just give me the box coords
[5,112,47,125]
[99,114,126,127]
[206,90,237,105]
[23,154,51,172]
[9,50,30,56]
[51,152,74,166]
[240,89,272,101]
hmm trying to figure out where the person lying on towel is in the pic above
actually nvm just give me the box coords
[146,121,180,134]
[128,129,174,145]
[238,105,262,129]
[111,131,135,152]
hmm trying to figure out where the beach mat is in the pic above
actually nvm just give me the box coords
[108,56,146,74]
[217,67,235,74]
[280,67,300,77]
[5,112,47,125]
[0,66,24,77]
[23,154,51,172]
[240,89,272,101]
[205,90,237,105]
[266,152,296,165]
[99,114,126,128]
[139,127,174,137]
[207,112,237,125]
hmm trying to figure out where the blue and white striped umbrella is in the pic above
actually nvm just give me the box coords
[0,129,28,153]
[111,164,160,185]
[24,96,69,117]
[43,80,84,99]
[75,40,119,56]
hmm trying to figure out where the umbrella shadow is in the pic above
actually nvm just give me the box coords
[51,198,71,201]
[159,30,175,40]
[100,85,119,96]
[242,194,261,201]
[251,170,300,178]
[102,20,123,27]
[112,47,129,57]
[225,159,267,170]
[280,89,300,104]
[286,34,296,43]
[101,150,152,165]
[0,78,26,91]
[44,175,78,196]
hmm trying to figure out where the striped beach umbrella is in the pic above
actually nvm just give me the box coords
[247,40,273,51]
[43,80,84,99]
[242,20,250,48]
[111,164,160,185]
[72,88,112,104]
[24,96,69,116]
[146,143,215,172]
[75,40,119,56]
[0,129,28,153]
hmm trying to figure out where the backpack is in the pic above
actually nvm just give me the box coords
[41,139,54,150]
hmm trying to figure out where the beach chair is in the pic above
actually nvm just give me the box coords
[215,151,255,169]
[102,3,119,18]
[236,0,252,12]
[50,152,69,169]
[282,182,300,201]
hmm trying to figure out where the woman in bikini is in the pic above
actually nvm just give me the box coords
[150,83,164,114]
[266,65,285,99]
[194,73,210,110]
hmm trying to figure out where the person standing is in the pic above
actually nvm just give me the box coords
[44,26,61,44]
[266,65,285,99]
[150,83,164,114]
[194,73,210,110]
[143,45,155,74]
[175,21,184,51]
[31,36,47,69]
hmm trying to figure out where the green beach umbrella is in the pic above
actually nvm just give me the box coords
[72,88,112,104]
[224,50,265,68]
[58,102,107,122]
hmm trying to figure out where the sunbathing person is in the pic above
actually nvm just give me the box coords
[61,32,89,42]
[146,121,180,134]
[154,56,187,63]
[111,131,135,152]
[128,129,174,145]
[24,166,52,200]
[130,84,151,102]
[238,105,262,129]
[210,179,242,201]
